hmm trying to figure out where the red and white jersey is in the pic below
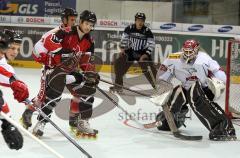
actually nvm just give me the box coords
[0,57,15,87]
[33,25,95,71]
[157,51,226,90]
[32,26,61,60]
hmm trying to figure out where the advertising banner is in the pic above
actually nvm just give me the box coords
[0,25,235,69]
[0,0,76,17]
[152,22,182,31]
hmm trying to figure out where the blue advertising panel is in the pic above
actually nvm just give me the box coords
[0,0,76,16]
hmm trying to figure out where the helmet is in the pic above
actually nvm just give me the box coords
[3,29,22,44]
[80,10,97,25]
[0,32,10,50]
[182,39,200,63]
[135,12,146,21]
[61,8,78,21]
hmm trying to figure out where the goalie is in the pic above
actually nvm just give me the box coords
[154,39,236,141]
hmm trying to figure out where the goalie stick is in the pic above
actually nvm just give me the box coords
[96,86,202,141]
[0,112,64,158]
[24,99,93,158]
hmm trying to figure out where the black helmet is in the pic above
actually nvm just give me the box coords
[0,32,11,50]
[61,8,78,21]
[3,29,22,44]
[80,10,97,25]
[135,12,146,21]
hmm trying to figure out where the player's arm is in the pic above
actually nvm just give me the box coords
[0,65,29,102]
[208,58,226,83]
[206,57,226,100]
[120,26,131,52]
[143,28,155,56]
[33,30,74,67]
[156,57,174,83]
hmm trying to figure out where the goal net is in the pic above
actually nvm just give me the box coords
[225,39,240,118]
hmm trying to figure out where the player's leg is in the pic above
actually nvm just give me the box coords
[156,85,189,131]
[187,81,236,140]
[21,67,47,129]
[110,50,133,93]
[32,67,66,137]
[138,53,157,89]
[67,82,98,138]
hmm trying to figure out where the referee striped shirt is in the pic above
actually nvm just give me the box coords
[120,24,155,55]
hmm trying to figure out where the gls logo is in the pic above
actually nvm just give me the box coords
[188,25,204,31]
[0,3,38,15]
[218,26,233,33]
[160,23,176,30]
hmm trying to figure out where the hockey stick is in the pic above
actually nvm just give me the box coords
[100,78,151,97]
[161,103,202,141]
[96,86,146,128]
[97,86,202,140]
[0,112,64,158]
[24,99,92,158]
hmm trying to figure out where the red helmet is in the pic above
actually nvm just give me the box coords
[182,39,200,63]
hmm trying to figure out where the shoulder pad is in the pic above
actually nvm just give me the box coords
[167,53,181,59]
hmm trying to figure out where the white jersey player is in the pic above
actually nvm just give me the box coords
[0,29,29,150]
[155,39,236,141]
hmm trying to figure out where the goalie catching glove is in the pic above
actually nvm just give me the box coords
[206,77,225,101]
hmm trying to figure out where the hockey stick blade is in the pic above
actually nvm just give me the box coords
[173,132,203,141]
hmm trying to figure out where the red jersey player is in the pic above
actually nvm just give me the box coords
[21,10,99,138]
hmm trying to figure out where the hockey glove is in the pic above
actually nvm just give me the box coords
[10,79,29,102]
[70,71,85,84]
[1,119,23,150]
[83,71,100,86]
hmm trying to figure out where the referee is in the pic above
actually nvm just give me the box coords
[110,12,157,93]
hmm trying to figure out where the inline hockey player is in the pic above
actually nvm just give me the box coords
[0,29,29,149]
[154,39,236,141]
[20,7,78,129]
[22,10,99,139]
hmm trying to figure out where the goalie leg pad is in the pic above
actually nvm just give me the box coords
[186,81,228,131]
[156,85,189,131]
[208,102,236,140]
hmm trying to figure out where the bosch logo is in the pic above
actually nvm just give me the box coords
[26,17,44,23]
[218,26,233,32]
[100,20,118,26]
[188,25,204,31]
[160,23,176,30]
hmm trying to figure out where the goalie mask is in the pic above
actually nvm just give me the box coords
[182,39,200,63]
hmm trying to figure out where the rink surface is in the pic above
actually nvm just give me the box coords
[1,68,240,158]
